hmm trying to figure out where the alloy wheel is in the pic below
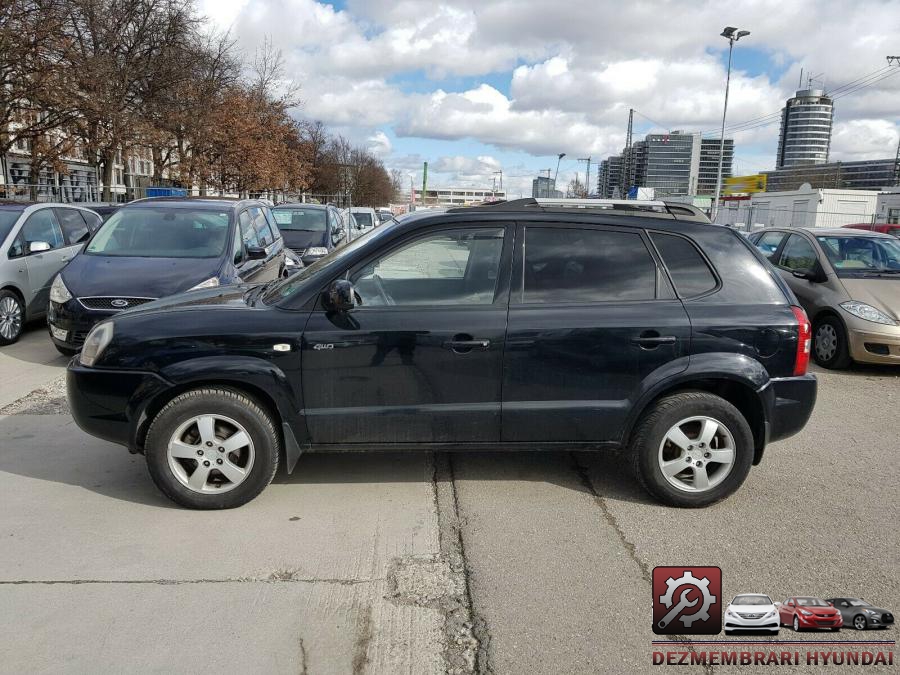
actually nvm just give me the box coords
[854,615,867,631]
[0,296,23,341]
[657,416,736,492]
[167,414,255,494]
[794,616,800,632]
[815,323,838,362]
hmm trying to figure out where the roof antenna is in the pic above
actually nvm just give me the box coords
[798,67,803,90]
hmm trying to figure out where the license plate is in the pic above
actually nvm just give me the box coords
[49,324,68,341]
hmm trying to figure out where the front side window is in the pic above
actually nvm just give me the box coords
[523,227,656,303]
[351,228,504,306]
[86,207,230,258]
[354,212,374,228]
[56,208,90,245]
[13,209,65,256]
[239,210,260,249]
[251,207,274,247]
[778,235,818,271]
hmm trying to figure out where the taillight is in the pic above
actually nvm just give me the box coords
[791,305,811,375]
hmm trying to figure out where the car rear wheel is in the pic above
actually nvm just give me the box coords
[853,615,867,631]
[631,392,754,507]
[813,316,852,369]
[144,388,279,509]
[0,290,25,346]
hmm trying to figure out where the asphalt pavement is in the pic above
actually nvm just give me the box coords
[0,325,897,673]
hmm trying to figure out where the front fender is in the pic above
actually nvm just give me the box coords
[621,352,770,445]
[147,355,307,471]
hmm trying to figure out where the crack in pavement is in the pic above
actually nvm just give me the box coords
[570,452,715,675]
[0,576,382,586]
[297,635,308,675]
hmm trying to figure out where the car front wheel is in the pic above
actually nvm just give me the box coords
[793,616,801,632]
[813,316,852,369]
[0,290,25,346]
[853,615,867,631]
[631,392,754,507]
[144,388,280,509]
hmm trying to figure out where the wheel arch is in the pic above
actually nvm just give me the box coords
[624,370,768,465]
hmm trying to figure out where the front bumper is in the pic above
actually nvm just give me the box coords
[847,326,900,365]
[725,613,780,631]
[47,300,115,349]
[763,374,818,446]
[67,363,171,449]
[796,613,843,629]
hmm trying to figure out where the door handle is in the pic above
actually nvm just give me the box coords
[631,331,677,349]
[442,335,490,353]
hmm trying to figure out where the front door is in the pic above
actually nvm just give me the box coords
[13,209,68,315]
[501,223,691,443]
[235,209,268,283]
[301,224,512,444]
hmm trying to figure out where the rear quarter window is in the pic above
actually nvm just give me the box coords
[650,232,717,297]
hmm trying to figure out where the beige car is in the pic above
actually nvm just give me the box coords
[749,227,900,368]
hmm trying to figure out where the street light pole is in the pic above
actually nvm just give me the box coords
[554,153,565,197]
[712,26,749,221]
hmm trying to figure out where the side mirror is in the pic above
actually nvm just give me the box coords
[325,279,358,312]
[774,602,782,607]
[791,264,827,283]
[246,246,267,260]
[28,241,51,254]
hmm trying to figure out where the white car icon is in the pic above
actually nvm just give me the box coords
[724,594,780,635]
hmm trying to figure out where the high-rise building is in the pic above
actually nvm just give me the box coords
[636,131,701,197]
[763,158,897,192]
[597,156,623,198]
[697,139,734,196]
[532,175,562,198]
[775,88,834,168]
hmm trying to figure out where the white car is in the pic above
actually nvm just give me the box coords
[348,207,378,238]
[724,594,780,635]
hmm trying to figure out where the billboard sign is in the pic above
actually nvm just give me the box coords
[724,174,767,195]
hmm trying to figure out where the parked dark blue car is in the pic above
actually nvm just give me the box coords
[271,203,345,265]
[48,198,284,354]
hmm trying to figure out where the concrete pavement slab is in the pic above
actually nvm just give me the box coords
[0,326,68,408]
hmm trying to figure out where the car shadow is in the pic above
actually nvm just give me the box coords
[810,362,899,378]
[0,412,657,509]
[0,322,69,367]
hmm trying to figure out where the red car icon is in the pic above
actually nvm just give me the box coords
[777,597,843,632]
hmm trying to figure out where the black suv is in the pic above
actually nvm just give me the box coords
[67,198,817,509]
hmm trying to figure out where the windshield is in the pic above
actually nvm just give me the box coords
[86,207,230,258]
[817,235,900,276]
[261,220,392,304]
[353,212,374,228]
[0,209,23,243]
[795,598,829,607]
[849,600,871,607]
[273,208,328,232]
[733,595,772,606]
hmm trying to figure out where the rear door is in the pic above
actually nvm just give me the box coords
[301,222,512,444]
[501,222,691,443]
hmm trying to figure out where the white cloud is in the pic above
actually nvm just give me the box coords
[366,131,392,158]
[831,119,900,161]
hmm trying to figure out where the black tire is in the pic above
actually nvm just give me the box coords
[831,627,840,632]
[724,630,733,636]
[853,614,867,631]
[630,392,754,508]
[812,315,852,369]
[793,615,801,632]
[0,289,25,346]
[54,344,78,357]
[144,388,279,509]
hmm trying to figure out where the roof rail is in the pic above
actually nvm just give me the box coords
[448,197,710,223]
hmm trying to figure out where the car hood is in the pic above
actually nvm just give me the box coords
[62,254,223,299]
[798,606,839,615]
[731,604,777,613]
[841,278,900,320]
[117,284,253,317]
[281,230,328,250]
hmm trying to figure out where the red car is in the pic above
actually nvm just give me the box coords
[778,597,843,632]
[843,222,900,237]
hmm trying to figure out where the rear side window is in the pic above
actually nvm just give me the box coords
[651,232,717,298]
[55,208,90,245]
[523,227,656,303]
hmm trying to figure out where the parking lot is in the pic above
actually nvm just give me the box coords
[0,324,897,674]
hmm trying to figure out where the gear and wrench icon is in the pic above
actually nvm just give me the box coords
[659,570,717,628]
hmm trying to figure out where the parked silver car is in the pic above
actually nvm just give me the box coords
[0,202,103,345]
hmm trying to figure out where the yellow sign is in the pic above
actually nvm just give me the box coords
[724,174,767,195]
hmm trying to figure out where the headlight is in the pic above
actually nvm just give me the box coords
[305,247,328,256]
[764,610,777,619]
[725,610,735,618]
[285,256,298,266]
[50,274,72,304]
[864,609,878,615]
[840,301,898,326]
[189,277,220,291]
[799,609,813,616]
[79,322,113,367]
